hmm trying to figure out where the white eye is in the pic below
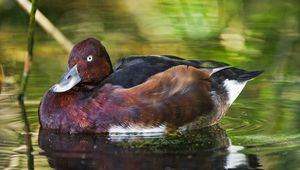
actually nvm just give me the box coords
[86,55,93,62]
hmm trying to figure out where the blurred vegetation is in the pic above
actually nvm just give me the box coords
[0,65,3,93]
[0,0,299,169]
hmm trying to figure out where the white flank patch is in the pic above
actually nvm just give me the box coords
[223,79,247,105]
[108,125,166,137]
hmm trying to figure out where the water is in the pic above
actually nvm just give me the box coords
[0,0,300,169]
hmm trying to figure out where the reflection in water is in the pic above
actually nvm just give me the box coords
[18,96,34,170]
[39,126,260,170]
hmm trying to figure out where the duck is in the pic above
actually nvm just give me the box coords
[39,38,262,134]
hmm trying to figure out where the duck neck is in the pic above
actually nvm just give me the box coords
[101,46,113,75]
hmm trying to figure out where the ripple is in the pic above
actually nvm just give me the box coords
[222,112,267,135]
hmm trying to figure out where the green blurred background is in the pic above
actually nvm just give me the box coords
[0,0,299,169]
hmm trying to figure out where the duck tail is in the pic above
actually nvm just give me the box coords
[210,67,263,82]
[210,67,263,105]
[236,70,264,82]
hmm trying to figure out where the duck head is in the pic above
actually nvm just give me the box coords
[51,38,113,92]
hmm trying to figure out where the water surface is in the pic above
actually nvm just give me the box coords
[0,0,300,169]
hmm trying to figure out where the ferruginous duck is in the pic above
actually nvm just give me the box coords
[39,38,262,134]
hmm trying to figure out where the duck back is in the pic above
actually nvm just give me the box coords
[101,55,229,88]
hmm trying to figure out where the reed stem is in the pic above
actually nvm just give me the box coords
[19,0,38,97]
[17,1,37,169]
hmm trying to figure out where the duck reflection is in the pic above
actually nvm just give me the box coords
[38,125,261,170]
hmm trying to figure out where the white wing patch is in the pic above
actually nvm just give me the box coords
[223,79,247,105]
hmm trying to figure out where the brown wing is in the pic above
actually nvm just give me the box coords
[118,65,215,129]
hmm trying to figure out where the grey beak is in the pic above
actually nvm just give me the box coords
[50,64,81,92]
